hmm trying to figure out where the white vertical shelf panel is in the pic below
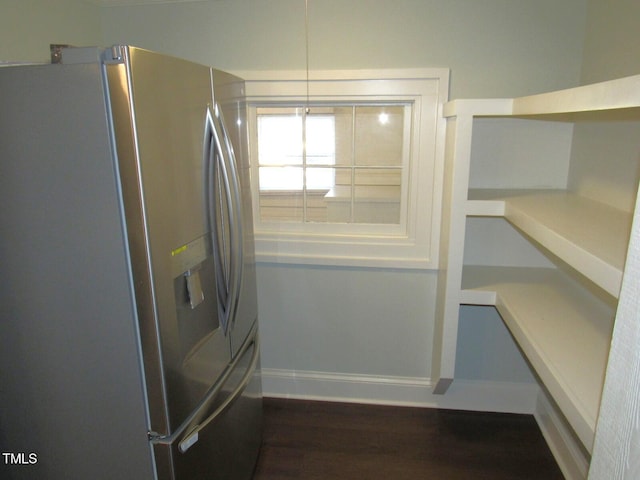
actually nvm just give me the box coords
[589,182,640,479]
[432,100,512,393]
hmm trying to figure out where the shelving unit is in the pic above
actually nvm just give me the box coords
[433,74,640,475]
[467,189,632,297]
[461,265,614,451]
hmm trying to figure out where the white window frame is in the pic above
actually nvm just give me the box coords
[236,68,449,269]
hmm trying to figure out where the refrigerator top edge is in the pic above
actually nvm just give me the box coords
[57,45,244,80]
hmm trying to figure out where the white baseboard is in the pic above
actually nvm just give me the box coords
[534,391,590,480]
[261,368,539,414]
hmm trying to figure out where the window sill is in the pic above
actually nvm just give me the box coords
[254,231,433,270]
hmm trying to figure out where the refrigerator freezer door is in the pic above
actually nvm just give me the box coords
[153,324,262,480]
[105,47,232,437]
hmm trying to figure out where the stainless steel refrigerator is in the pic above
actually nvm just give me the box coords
[0,45,262,480]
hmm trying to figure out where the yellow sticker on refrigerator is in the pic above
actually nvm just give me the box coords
[171,245,188,257]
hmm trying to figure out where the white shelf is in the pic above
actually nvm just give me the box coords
[466,188,553,216]
[461,265,615,452]
[444,74,640,120]
[467,189,631,298]
[443,98,512,118]
[435,74,638,466]
[511,74,640,117]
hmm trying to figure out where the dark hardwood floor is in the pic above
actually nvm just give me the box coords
[252,398,564,479]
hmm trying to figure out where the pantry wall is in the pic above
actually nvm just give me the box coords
[94,0,588,410]
[1,0,638,460]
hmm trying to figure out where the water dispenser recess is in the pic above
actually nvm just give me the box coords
[171,234,222,361]
[185,269,204,309]
[173,255,222,361]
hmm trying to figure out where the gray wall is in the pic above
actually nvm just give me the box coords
[568,0,640,213]
[0,0,101,63]
[5,0,621,403]
[98,0,586,98]
[581,0,640,84]
[97,0,587,394]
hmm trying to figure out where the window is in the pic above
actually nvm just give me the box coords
[255,105,408,225]
[241,69,449,268]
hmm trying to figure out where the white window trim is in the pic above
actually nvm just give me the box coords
[234,68,449,270]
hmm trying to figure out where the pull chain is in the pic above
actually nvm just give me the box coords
[305,0,310,114]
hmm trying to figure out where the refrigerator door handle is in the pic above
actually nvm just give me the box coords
[204,105,242,335]
[178,328,259,453]
[149,322,259,448]
[213,103,244,332]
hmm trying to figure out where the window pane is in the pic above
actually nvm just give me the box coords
[323,183,401,225]
[334,167,352,187]
[354,184,401,224]
[306,167,334,190]
[333,107,354,167]
[258,166,303,191]
[324,185,353,223]
[258,190,304,223]
[354,106,405,167]
[257,112,302,166]
[305,115,335,166]
[306,191,330,223]
[354,167,402,187]
[255,103,408,226]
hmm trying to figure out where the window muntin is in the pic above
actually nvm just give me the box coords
[255,104,409,226]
